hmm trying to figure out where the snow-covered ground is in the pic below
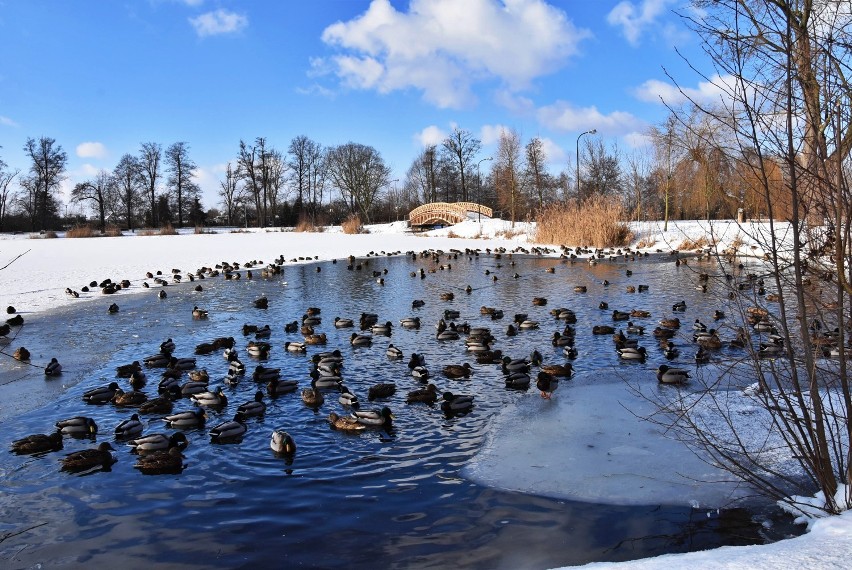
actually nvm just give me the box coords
[2,217,849,569]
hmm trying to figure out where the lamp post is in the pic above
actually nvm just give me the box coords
[576,128,596,204]
[476,156,493,223]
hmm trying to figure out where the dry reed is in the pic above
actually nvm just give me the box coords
[66,225,95,238]
[535,196,633,248]
[104,225,123,237]
[159,224,178,236]
[341,214,363,235]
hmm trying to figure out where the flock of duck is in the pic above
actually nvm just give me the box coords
[6,243,806,476]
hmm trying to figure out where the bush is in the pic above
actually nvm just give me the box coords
[341,214,363,235]
[159,224,178,236]
[535,196,633,248]
[103,225,123,237]
[66,225,95,238]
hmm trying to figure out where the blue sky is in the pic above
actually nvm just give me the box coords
[0,0,723,209]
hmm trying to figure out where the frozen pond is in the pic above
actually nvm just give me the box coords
[0,248,798,568]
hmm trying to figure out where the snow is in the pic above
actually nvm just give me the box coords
[1,217,848,569]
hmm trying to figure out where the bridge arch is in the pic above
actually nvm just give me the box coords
[408,202,492,227]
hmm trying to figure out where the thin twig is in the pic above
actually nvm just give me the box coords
[0,249,30,271]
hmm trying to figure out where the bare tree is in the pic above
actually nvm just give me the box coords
[71,170,115,231]
[266,149,288,225]
[0,153,19,232]
[580,138,622,201]
[404,145,440,204]
[492,128,524,226]
[442,127,481,202]
[139,142,162,227]
[113,154,143,230]
[165,142,199,228]
[649,114,680,230]
[288,135,326,221]
[326,142,392,223]
[524,137,554,210]
[23,137,67,231]
[218,162,242,226]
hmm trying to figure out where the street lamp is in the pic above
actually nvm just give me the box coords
[476,156,493,222]
[576,129,596,204]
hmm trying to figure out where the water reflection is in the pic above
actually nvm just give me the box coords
[0,250,798,568]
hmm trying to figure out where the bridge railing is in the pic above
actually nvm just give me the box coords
[408,202,492,227]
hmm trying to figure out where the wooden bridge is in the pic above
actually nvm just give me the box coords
[408,202,492,227]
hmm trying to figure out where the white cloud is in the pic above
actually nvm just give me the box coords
[634,75,732,106]
[295,83,336,98]
[623,131,652,149]
[414,125,447,147]
[189,9,248,38]
[319,0,591,109]
[538,137,567,166]
[537,101,644,135]
[606,0,675,46]
[0,115,19,128]
[494,89,535,115]
[76,142,108,159]
[480,124,511,146]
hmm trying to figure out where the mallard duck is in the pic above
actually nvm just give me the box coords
[368,382,396,401]
[381,344,402,360]
[180,381,209,396]
[599,301,609,310]
[129,369,147,390]
[663,342,680,360]
[107,302,119,313]
[501,356,530,374]
[138,391,176,414]
[630,309,651,318]
[158,290,167,300]
[407,353,426,369]
[672,300,687,312]
[134,446,185,474]
[247,341,271,358]
[693,319,708,332]
[625,322,645,335]
[399,317,421,329]
[353,406,394,427]
[657,365,690,384]
[55,416,98,436]
[267,378,299,396]
[441,392,474,413]
[254,297,269,309]
[284,341,308,354]
[252,365,281,382]
[518,320,539,330]
[114,413,144,439]
[552,331,574,347]
[192,306,208,319]
[61,442,117,473]
[592,325,615,335]
[350,333,373,346]
[328,412,366,431]
[713,310,726,321]
[238,391,267,417]
[164,409,207,428]
[11,432,63,455]
[113,389,149,407]
[116,361,143,378]
[338,385,360,408]
[209,413,247,442]
[191,387,228,408]
[536,372,559,399]
[334,317,354,328]
[659,317,681,329]
[44,357,62,376]
[406,383,438,404]
[304,333,327,345]
[253,325,272,340]
[653,327,676,339]
[283,321,299,334]
[129,432,188,454]
[695,346,711,363]
[436,329,460,341]
[13,346,30,361]
[187,369,209,383]
[443,363,473,379]
[612,310,631,321]
[504,372,531,389]
[159,338,176,354]
[83,381,121,404]
[170,357,197,371]
[616,346,647,361]
[144,352,171,367]
[541,363,573,376]
[574,285,587,293]
[301,382,325,408]
[696,332,722,350]
[758,342,785,358]
[271,430,297,455]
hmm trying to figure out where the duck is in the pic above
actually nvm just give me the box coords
[304,333,328,345]
[237,391,267,417]
[350,333,373,347]
[114,413,145,439]
[309,369,342,390]
[663,342,680,360]
[504,372,531,389]
[138,393,176,415]
[190,387,228,408]
[672,300,687,312]
[163,409,207,428]
[535,371,559,399]
[371,321,393,336]
[254,325,272,339]
[158,290,167,300]
[695,346,711,363]
[657,365,690,384]
[693,318,708,332]
[270,430,297,455]
[170,357,197,371]
[11,432,64,455]
[411,366,430,381]
[113,389,149,407]
[55,416,98,436]
[83,381,121,404]
[107,302,119,313]
[267,378,299,396]
[540,363,573,377]
[254,297,269,309]
[630,309,651,318]
[328,412,366,431]
[659,317,681,329]
[385,344,404,359]
[612,310,631,321]
[192,306,208,319]
[441,392,474,413]
[334,317,355,328]
[552,331,574,347]
[116,361,143,378]
[159,338,176,354]
[301,382,325,408]
[61,442,117,473]
[338,385,360,408]
[353,406,394,427]
[406,383,439,404]
[247,341,271,358]
[713,310,726,320]
[209,413,248,442]
[399,317,421,329]
[134,446,185,475]
[696,331,723,350]
[368,382,397,401]
[592,325,615,335]
[625,322,645,335]
[13,346,30,361]
[443,363,473,379]
[284,321,299,333]
[252,365,281,382]
[44,357,62,376]
[562,346,579,359]
[284,341,307,353]
[144,352,171,367]
[179,380,208,396]
[616,346,647,361]
[408,353,426,369]
[129,432,188,454]
[653,327,676,339]
[436,329,460,340]
[518,320,540,330]
[501,356,530,374]
[129,369,148,390]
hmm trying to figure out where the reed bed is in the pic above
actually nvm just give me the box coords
[535,197,632,248]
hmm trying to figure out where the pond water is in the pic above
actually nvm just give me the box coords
[0,249,800,568]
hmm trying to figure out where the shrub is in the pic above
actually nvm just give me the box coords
[535,196,633,248]
[103,225,123,237]
[159,224,178,236]
[137,228,158,236]
[677,235,712,250]
[446,230,460,238]
[636,237,657,249]
[66,225,95,238]
[341,214,363,235]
